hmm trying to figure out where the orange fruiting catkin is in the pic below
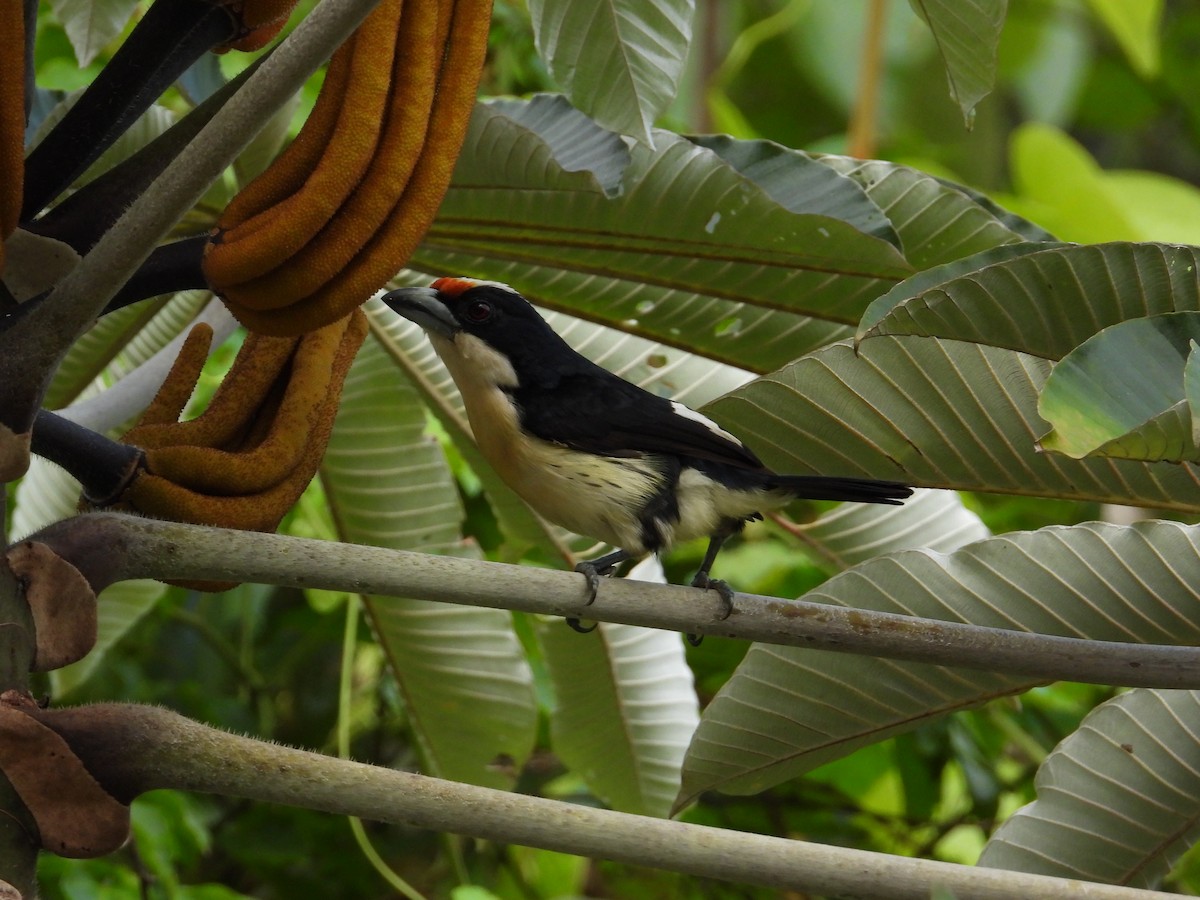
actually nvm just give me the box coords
[218,0,492,336]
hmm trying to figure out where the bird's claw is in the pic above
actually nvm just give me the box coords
[568,561,613,635]
[574,561,612,606]
[691,574,735,620]
[565,617,598,634]
[684,574,736,646]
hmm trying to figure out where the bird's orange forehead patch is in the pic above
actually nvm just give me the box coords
[430,277,478,297]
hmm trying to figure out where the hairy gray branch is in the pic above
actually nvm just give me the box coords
[30,512,1200,689]
[29,703,1179,900]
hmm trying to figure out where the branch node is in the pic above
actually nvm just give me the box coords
[6,541,97,671]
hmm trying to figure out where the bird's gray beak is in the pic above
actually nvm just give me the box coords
[380,287,459,339]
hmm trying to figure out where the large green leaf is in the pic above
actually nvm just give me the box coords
[859,243,1200,359]
[857,243,1065,336]
[322,322,537,789]
[527,0,694,144]
[1038,313,1200,461]
[815,156,1030,268]
[909,0,1008,125]
[536,558,699,818]
[795,488,990,574]
[1084,0,1162,79]
[425,110,1060,376]
[415,101,912,370]
[705,335,1200,510]
[48,0,140,67]
[979,688,1200,887]
[687,136,900,248]
[677,520,1200,807]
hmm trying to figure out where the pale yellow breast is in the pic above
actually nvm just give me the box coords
[433,333,663,550]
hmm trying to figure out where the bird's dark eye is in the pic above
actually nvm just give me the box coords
[463,300,494,323]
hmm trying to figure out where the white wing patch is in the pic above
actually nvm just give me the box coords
[471,278,519,294]
[440,276,519,296]
[669,401,744,448]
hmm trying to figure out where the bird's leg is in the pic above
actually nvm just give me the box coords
[691,529,737,620]
[568,548,635,634]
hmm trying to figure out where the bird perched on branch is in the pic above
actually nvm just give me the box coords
[383,278,911,633]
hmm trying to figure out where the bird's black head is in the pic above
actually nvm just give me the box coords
[381,278,576,376]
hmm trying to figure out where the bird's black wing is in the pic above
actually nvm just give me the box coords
[513,368,766,470]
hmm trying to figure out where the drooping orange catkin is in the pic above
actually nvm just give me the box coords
[237,0,491,333]
[95,310,367,544]
[203,0,403,289]
[218,0,442,300]
[126,327,298,453]
[204,0,493,336]
[214,31,354,232]
[0,2,25,273]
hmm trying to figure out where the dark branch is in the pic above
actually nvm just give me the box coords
[30,412,143,506]
[25,56,265,253]
[20,0,237,220]
[103,237,209,315]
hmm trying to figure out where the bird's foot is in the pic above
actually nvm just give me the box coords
[567,560,617,636]
[691,573,735,620]
[685,573,736,646]
[574,560,615,606]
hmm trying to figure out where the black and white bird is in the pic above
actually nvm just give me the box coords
[382,278,911,629]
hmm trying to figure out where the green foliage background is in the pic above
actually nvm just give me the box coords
[16,0,1200,897]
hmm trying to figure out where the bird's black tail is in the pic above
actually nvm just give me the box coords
[768,475,912,506]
